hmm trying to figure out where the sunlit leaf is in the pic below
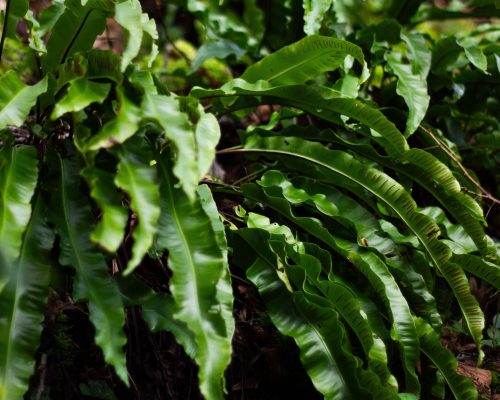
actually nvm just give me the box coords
[0,144,39,262]
[0,73,48,129]
[155,154,232,400]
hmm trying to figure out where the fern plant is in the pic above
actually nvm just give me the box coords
[0,0,498,399]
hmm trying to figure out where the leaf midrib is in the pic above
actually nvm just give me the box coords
[0,148,16,248]
[58,156,113,350]
[265,50,343,84]
[159,160,209,351]
[238,147,444,272]
[0,196,38,399]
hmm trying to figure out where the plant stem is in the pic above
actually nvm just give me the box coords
[0,0,12,64]
[419,124,500,207]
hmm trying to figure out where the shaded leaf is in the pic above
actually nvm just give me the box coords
[114,139,160,275]
[48,151,128,384]
[386,52,430,137]
[81,166,128,253]
[42,0,110,73]
[240,234,371,399]
[0,197,54,400]
[2,0,29,38]
[416,318,478,400]
[83,86,141,151]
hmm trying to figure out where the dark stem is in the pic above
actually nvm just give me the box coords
[0,0,12,63]
[60,9,93,66]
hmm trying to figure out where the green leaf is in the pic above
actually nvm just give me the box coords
[242,135,484,355]
[303,0,334,35]
[459,42,488,73]
[25,10,46,55]
[0,196,54,400]
[114,0,158,71]
[238,184,420,392]
[402,33,431,79]
[42,0,110,73]
[142,93,197,198]
[452,254,500,289]
[386,52,430,137]
[191,40,245,72]
[155,154,232,400]
[197,185,234,341]
[2,0,29,38]
[258,171,442,329]
[416,318,478,400]
[52,78,111,119]
[116,276,197,357]
[0,72,48,129]
[142,93,220,199]
[37,0,65,36]
[48,151,128,384]
[114,139,160,275]
[0,144,39,262]
[319,280,395,386]
[241,35,368,85]
[242,238,370,399]
[192,80,409,156]
[81,166,128,253]
[83,86,142,151]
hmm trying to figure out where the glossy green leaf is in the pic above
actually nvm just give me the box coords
[416,318,478,400]
[81,166,128,253]
[114,139,160,275]
[457,38,488,73]
[192,80,408,156]
[452,254,500,289]
[0,144,39,262]
[402,33,431,79]
[155,154,232,400]
[114,0,158,71]
[296,126,492,260]
[48,151,128,384]
[259,171,442,329]
[242,135,484,354]
[142,93,220,199]
[246,222,396,390]
[320,280,394,386]
[52,78,111,119]
[241,35,368,85]
[0,197,54,400]
[0,72,48,129]
[238,183,421,392]
[386,52,430,137]
[243,241,370,399]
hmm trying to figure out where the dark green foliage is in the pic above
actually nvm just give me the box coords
[0,0,498,399]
